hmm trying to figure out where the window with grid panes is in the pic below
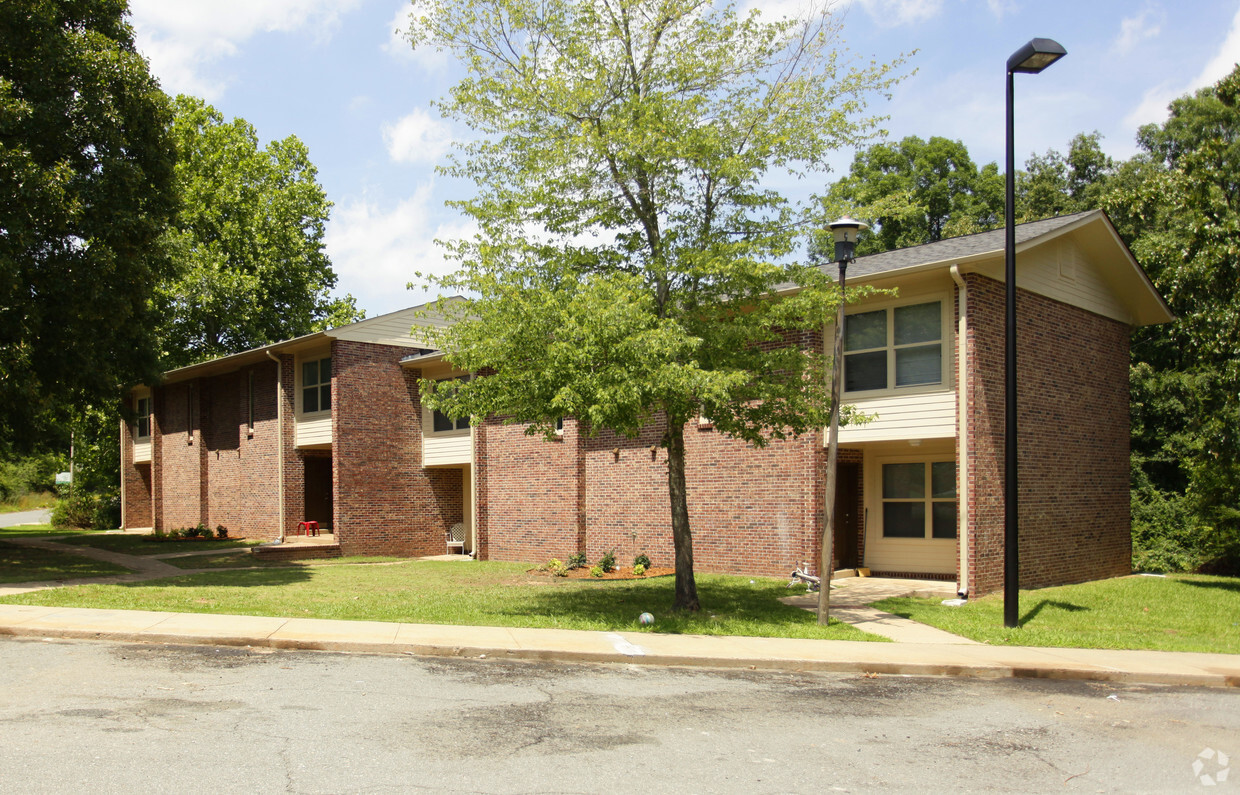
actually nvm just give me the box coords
[844,301,942,393]
[302,357,331,414]
[881,461,957,539]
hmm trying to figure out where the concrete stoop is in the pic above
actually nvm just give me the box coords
[252,540,342,562]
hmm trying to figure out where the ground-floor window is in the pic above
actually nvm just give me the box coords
[881,460,957,539]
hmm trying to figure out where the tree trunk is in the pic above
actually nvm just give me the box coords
[666,419,700,612]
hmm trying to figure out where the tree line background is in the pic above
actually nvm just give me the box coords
[2,0,1236,577]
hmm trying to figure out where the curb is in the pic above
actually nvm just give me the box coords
[1,609,1236,689]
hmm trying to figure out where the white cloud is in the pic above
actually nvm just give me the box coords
[128,0,361,99]
[1113,4,1163,56]
[325,189,476,316]
[383,109,454,164]
[382,3,452,71]
[1125,4,1240,128]
[855,0,944,27]
[983,0,1018,19]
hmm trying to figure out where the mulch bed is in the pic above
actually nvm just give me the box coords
[528,565,676,581]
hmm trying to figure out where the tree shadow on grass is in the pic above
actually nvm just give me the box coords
[1020,599,1087,627]
[1178,576,1240,594]
[113,566,316,590]
[500,576,850,637]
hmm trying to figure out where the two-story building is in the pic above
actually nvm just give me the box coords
[120,210,1172,595]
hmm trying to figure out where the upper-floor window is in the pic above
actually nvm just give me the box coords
[302,356,331,414]
[844,301,942,393]
[430,377,470,433]
[135,396,151,439]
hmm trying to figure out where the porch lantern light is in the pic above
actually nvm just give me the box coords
[818,215,869,625]
[1004,38,1066,629]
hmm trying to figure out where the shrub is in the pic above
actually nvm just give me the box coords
[634,553,651,569]
[589,565,604,578]
[1131,484,1208,573]
[633,563,646,576]
[216,525,229,539]
[150,527,166,541]
[183,525,201,539]
[598,549,617,573]
[543,558,563,571]
[50,491,118,531]
[566,552,587,570]
[167,528,182,540]
[550,561,569,577]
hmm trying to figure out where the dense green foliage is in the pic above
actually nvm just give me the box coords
[408,0,903,610]
[0,0,177,452]
[820,135,1004,255]
[1115,66,1240,574]
[157,96,362,368]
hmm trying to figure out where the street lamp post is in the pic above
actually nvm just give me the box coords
[1004,38,1066,629]
[819,216,868,626]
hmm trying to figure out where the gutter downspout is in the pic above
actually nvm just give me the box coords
[950,265,970,598]
[265,351,286,542]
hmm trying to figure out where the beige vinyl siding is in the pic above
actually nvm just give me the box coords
[295,415,332,448]
[424,431,472,467]
[861,441,958,577]
[972,238,1134,325]
[329,305,455,349]
[838,391,956,443]
[295,348,332,448]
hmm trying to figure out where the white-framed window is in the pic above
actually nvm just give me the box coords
[844,300,944,394]
[134,396,151,439]
[301,356,331,414]
[881,460,957,539]
[555,416,564,436]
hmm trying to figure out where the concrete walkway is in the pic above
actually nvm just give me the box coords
[781,575,976,644]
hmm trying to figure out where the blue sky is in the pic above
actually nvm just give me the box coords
[127,0,1240,317]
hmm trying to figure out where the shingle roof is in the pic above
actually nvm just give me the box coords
[837,210,1096,280]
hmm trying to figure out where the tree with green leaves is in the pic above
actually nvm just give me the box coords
[407,0,902,610]
[1018,131,1116,221]
[156,96,362,368]
[819,135,1004,256]
[1113,65,1240,572]
[0,0,176,452]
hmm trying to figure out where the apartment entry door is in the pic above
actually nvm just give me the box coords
[833,462,860,570]
[304,457,333,530]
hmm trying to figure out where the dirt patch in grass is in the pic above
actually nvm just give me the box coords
[527,566,676,581]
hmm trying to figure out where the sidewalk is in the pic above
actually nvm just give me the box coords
[0,603,1236,688]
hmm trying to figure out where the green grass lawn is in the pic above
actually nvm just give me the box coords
[0,523,94,538]
[874,574,1240,654]
[0,560,879,640]
[0,541,132,583]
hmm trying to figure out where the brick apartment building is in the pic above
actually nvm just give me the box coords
[120,210,1172,596]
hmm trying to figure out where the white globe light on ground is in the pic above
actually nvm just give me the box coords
[639,612,655,625]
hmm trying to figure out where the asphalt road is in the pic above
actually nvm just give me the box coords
[0,637,1236,794]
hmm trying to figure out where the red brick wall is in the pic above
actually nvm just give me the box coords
[586,421,822,576]
[477,413,823,578]
[156,381,202,530]
[476,418,583,563]
[965,274,1132,595]
[196,364,281,539]
[332,340,463,556]
[119,412,153,528]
